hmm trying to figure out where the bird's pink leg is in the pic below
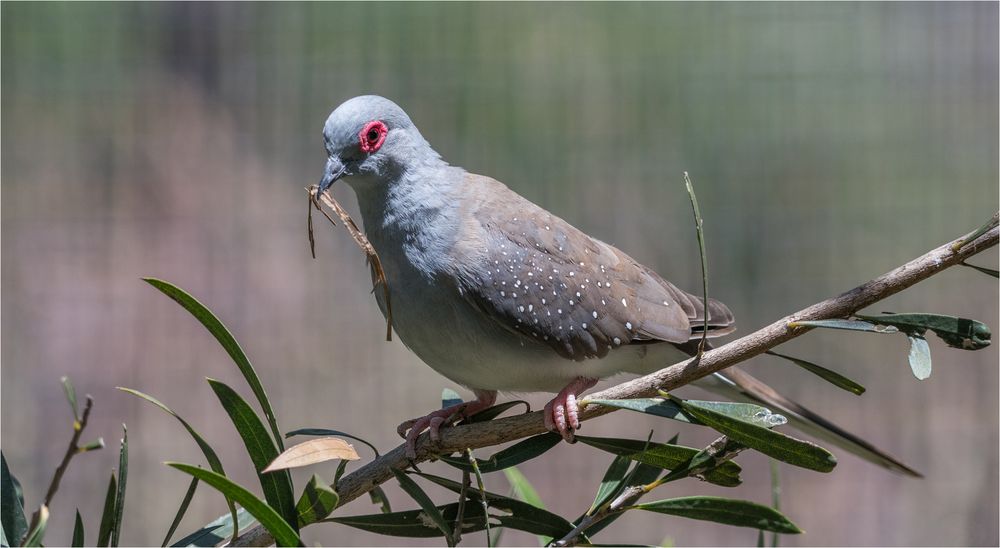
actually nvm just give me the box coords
[544,377,598,442]
[397,389,497,458]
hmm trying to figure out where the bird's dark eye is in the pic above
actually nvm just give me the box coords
[359,120,388,153]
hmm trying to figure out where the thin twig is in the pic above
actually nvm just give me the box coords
[231,213,998,547]
[27,396,96,536]
[467,449,491,547]
[452,468,471,546]
[306,186,393,341]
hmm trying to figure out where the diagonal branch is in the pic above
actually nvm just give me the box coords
[231,213,998,547]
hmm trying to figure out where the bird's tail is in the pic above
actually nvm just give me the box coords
[696,367,922,477]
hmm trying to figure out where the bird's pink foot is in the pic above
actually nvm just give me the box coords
[543,377,598,442]
[398,390,497,458]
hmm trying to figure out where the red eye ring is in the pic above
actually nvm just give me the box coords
[359,120,388,153]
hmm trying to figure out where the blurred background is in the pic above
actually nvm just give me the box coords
[2,3,997,546]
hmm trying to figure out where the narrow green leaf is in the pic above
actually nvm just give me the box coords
[465,400,531,423]
[286,428,380,457]
[295,474,339,527]
[111,425,128,547]
[72,509,85,547]
[171,508,256,547]
[439,433,561,473]
[907,335,933,380]
[21,505,48,547]
[960,261,999,278]
[766,350,866,395]
[590,455,631,513]
[674,399,787,428]
[143,278,284,450]
[857,313,992,350]
[502,467,545,509]
[369,486,392,514]
[161,475,199,547]
[769,459,781,548]
[677,399,837,473]
[96,473,117,547]
[118,387,240,534]
[632,496,802,534]
[684,171,710,353]
[78,438,106,452]
[61,376,80,423]
[502,466,546,544]
[585,398,699,424]
[391,469,453,544]
[334,459,349,484]
[208,379,298,532]
[324,502,487,538]
[951,216,995,252]
[788,319,897,333]
[1,453,28,546]
[415,472,576,539]
[441,388,463,409]
[575,435,742,487]
[167,463,301,547]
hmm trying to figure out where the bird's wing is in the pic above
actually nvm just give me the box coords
[450,174,735,361]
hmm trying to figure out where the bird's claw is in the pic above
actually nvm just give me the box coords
[397,403,468,459]
[543,377,598,443]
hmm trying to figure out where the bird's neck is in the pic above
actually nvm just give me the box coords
[349,163,466,275]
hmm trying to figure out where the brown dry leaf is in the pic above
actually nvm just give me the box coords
[263,437,360,473]
[307,186,393,341]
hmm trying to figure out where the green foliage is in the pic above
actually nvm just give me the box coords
[325,502,487,538]
[12,273,992,547]
[61,376,80,424]
[765,351,866,395]
[111,426,128,547]
[96,473,117,547]
[207,379,298,532]
[676,398,837,473]
[171,508,256,547]
[71,510,85,547]
[792,312,991,382]
[503,466,549,546]
[418,472,577,539]
[20,506,47,548]
[856,313,991,350]
[631,496,801,534]
[575,435,742,487]
[392,469,454,545]
[117,387,240,539]
[167,464,302,547]
[439,433,562,473]
[161,475,199,546]
[1,453,28,546]
[295,474,339,527]
[142,278,284,450]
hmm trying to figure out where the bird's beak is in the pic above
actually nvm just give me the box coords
[317,157,348,195]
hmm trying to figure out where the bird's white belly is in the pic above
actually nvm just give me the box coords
[374,263,688,393]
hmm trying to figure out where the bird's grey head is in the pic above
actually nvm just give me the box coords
[317,95,441,194]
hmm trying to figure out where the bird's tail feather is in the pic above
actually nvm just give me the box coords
[696,367,922,477]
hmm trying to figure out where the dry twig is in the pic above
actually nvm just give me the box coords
[307,186,393,341]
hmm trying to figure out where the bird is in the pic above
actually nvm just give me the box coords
[316,95,919,476]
